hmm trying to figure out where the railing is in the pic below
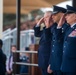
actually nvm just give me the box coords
[13,50,39,75]
[2,28,35,58]
[14,62,38,67]
[15,51,38,53]
[3,28,40,75]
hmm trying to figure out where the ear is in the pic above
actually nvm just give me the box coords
[75,14,76,20]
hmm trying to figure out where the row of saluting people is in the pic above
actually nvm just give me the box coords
[34,5,76,75]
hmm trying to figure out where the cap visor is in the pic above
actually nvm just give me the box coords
[66,10,75,14]
[52,11,59,14]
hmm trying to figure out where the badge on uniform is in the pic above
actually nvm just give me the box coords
[68,29,76,37]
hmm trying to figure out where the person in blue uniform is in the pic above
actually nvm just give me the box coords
[47,5,67,75]
[0,39,6,75]
[59,5,76,75]
[20,47,29,74]
[34,11,53,75]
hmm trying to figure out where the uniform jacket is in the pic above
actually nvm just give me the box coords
[61,24,76,72]
[49,23,63,71]
[48,23,68,71]
[20,56,29,73]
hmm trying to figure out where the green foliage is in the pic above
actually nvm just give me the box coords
[3,14,16,25]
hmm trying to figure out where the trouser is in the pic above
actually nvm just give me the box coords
[53,70,63,75]
[63,72,76,75]
[41,68,53,75]
[7,74,12,75]
[6,72,12,75]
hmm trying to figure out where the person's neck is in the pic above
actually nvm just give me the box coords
[70,22,76,26]
[57,20,60,24]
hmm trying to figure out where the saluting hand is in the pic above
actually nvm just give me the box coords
[37,17,44,25]
[58,14,66,27]
[44,15,54,28]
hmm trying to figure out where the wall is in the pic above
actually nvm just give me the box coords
[0,0,3,39]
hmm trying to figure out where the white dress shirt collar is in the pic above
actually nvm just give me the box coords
[71,23,76,28]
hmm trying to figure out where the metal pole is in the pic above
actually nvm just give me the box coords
[16,0,20,51]
[72,0,76,7]
[13,0,21,74]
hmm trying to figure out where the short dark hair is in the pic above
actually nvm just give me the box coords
[25,47,29,51]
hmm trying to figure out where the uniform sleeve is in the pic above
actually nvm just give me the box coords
[54,23,69,40]
[44,27,52,40]
[54,28,63,40]
[34,25,42,37]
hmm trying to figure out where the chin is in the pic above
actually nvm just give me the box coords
[53,20,56,23]
[67,21,69,24]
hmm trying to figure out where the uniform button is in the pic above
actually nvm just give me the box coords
[64,46,66,48]
[53,45,54,47]
[52,50,54,52]
[62,28,63,29]
[63,51,64,53]
[62,31,64,33]
[53,40,55,41]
